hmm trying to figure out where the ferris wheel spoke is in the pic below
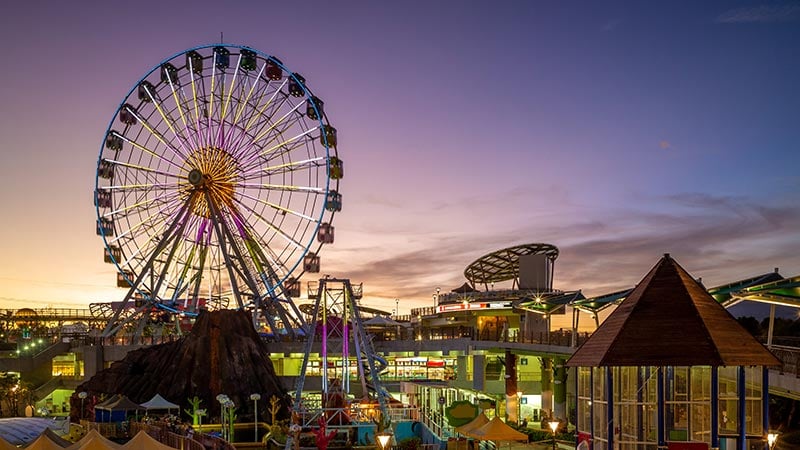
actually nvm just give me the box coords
[237,190,320,223]
[101,196,195,336]
[232,196,306,251]
[248,99,306,148]
[139,84,193,159]
[225,63,268,146]
[259,156,326,175]
[206,195,261,309]
[122,104,189,162]
[112,130,185,171]
[241,182,324,194]
[102,181,183,192]
[108,196,183,250]
[217,54,243,144]
[230,206,293,278]
[165,74,203,151]
[101,158,183,179]
[241,78,289,135]
[100,192,176,221]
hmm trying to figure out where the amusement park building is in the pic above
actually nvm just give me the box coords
[1,243,800,447]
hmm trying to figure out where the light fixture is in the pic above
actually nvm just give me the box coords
[768,432,779,449]
[377,432,392,450]
[549,419,560,450]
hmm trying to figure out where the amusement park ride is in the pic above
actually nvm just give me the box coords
[92,44,390,445]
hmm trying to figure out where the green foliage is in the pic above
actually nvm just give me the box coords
[184,396,203,425]
[395,437,422,450]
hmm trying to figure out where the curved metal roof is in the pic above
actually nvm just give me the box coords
[464,243,559,285]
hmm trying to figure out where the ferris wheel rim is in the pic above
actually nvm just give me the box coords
[95,43,338,314]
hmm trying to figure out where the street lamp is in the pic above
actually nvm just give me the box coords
[548,419,560,450]
[216,394,230,441]
[250,393,261,442]
[768,432,779,449]
[78,392,87,420]
[377,431,392,450]
[516,391,523,424]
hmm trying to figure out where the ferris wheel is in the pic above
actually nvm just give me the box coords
[94,44,342,337]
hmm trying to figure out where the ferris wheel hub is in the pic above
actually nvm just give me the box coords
[188,169,203,186]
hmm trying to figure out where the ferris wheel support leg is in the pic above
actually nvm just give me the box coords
[102,199,194,337]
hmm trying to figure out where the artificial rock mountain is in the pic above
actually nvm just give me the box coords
[70,309,290,421]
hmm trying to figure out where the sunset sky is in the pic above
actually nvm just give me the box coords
[0,1,798,316]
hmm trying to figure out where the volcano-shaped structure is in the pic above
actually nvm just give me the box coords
[71,309,289,421]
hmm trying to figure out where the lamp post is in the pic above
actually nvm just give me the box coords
[250,393,261,442]
[197,409,206,429]
[516,391,523,425]
[768,432,779,449]
[216,394,230,441]
[548,419,559,450]
[78,391,87,420]
[377,431,392,450]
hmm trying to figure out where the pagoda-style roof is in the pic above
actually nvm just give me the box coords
[567,254,780,367]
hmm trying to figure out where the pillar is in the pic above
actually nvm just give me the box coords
[473,354,485,392]
[541,357,553,419]
[553,357,567,421]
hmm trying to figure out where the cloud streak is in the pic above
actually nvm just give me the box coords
[716,5,800,23]
[329,192,800,310]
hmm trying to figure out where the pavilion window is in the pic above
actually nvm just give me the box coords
[743,366,762,436]
[689,366,712,442]
[718,366,739,437]
[592,367,608,450]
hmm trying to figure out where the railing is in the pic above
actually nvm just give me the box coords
[769,345,800,377]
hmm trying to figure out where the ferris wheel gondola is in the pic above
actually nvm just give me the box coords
[94,44,342,337]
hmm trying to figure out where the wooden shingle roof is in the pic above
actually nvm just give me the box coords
[567,254,780,367]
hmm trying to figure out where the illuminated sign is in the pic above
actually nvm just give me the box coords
[437,302,512,313]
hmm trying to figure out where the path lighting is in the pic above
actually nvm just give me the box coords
[377,431,392,450]
[197,409,206,428]
[78,392,87,420]
[548,419,560,450]
[768,432,779,449]
[250,393,261,442]
[217,394,230,441]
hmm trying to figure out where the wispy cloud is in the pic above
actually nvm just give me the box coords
[716,4,800,23]
[333,192,800,310]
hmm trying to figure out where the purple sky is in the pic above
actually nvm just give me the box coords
[0,1,798,315]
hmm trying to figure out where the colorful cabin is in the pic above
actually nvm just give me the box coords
[119,104,137,125]
[307,96,324,120]
[321,125,337,148]
[96,218,114,236]
[240,49,257,71]
[160,62,178,83]
[266,57,282,80]
[288,74,305,97]
[328,156,343,179]
[567,254,780,450]
[117,271,133,288]
[186,50,203,74]
[214,46,230,69]
[317,223,334,243]
[104,246,121,264]
[98,161,114,179]
[325,190,342,212]
[94,190,112,208]
[285,277,301,297]
[105,131,123,151]
[304,253,320,273]
[137,81,155,102]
